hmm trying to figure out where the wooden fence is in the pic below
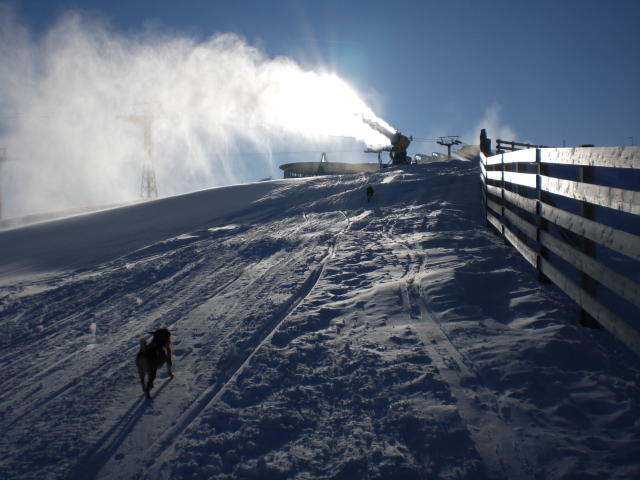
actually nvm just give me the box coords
[495,139,549,153]
[479,146,640,355]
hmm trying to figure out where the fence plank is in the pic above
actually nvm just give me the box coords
[486,154,503,166]
[479,161,487,180]
[504,227,538,267]
[487,210,502,232]
[539,230,640,309]
[481,186,487,212]
[503,208,537,240]
[501,148,536,164]
[541,146,640,169]
[539,202,640,262]
[486,184,502,198]
[486,170,502,181]
[503,190,537,215]
[503,171,537,188]
[540,176,640,215]
[539,259,640,356]
[487,198,503,217]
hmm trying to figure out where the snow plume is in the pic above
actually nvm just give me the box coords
[0,7,390,217]
[464,103,517,147]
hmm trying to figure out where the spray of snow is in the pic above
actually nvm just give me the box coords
[463,102,517,146]
[0,7,392,217]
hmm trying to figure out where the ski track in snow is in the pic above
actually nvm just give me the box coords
[0,162,639,479]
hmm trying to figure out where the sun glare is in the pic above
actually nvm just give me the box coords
[260,69,391,145]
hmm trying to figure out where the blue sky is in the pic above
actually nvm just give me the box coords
[11,0,639,148]
[0,0,639,216]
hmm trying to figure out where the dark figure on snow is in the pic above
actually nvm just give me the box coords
[366,185,374,203]
[480,128,492,157]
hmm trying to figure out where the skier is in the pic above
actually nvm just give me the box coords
[366,185,374,203]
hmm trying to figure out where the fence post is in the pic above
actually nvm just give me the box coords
[579,164,598,327]
[536,148,551,283]
[479,153,490,228]
[500,153,508,244]
[516,158,529,243]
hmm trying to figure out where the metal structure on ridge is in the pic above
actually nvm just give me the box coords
[117,103,172,199]
[437,136,461,160]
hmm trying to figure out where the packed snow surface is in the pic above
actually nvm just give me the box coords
[0,161,639,479]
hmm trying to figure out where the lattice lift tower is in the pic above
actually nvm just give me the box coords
[118,105,171,198]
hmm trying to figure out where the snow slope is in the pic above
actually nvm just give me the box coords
[0,161,639,479]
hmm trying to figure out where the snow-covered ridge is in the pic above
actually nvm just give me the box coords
[0,180,283,282]
[0,161,639,479]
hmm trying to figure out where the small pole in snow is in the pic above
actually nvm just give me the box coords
[0,148,7,219]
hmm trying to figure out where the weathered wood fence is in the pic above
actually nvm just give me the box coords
[479,146,640,355]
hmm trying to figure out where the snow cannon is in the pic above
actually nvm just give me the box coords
[387,131,411,165]
[389,131,411,154]
[361,117,412,166]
